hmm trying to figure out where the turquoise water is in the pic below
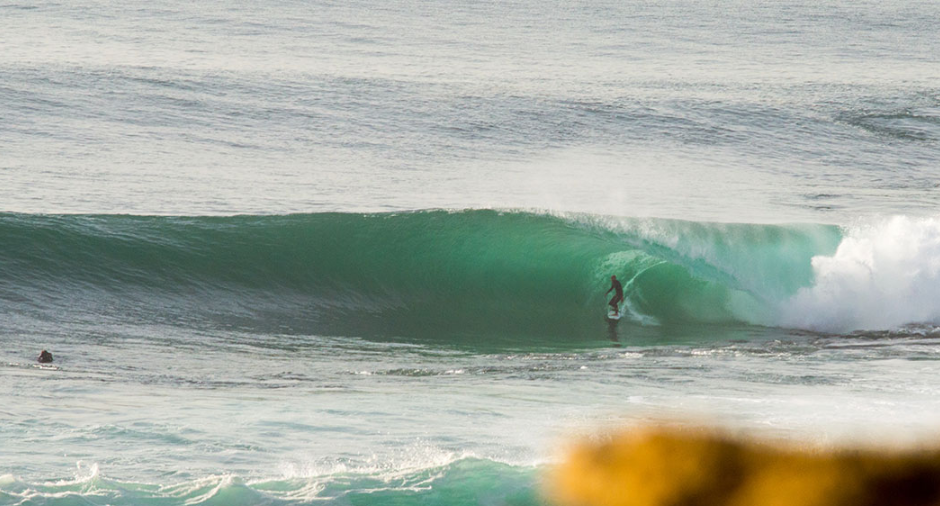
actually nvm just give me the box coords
[0,211,844,337]
[3,0,940,505]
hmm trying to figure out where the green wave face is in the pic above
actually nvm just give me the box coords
[0,210,842,340]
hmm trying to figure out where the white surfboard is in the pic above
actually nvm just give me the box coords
[607,307,622,321]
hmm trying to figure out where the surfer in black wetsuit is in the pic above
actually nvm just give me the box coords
[607,275,623,316]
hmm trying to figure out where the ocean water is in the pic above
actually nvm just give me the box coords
[2,0,940,505]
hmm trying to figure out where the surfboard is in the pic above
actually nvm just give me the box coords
[607,307,622,321]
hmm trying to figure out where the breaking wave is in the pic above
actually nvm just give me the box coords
[2,210,938,337]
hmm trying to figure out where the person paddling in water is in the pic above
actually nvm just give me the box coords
[607,275,623,316]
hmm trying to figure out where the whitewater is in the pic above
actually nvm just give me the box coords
[2,0,940,505]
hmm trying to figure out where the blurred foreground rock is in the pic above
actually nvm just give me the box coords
[551,427,940,506]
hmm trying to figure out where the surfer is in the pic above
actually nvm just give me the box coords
[38,350,53,363]
[606,275,623,316]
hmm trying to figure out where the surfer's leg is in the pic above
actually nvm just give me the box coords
[611,295,622,315]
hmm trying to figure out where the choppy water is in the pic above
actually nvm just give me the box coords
[2,0,940,505]
[3,0,939,220]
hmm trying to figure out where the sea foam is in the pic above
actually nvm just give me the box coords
[780,216,940,333]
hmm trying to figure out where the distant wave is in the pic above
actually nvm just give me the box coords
[2,210,939,338]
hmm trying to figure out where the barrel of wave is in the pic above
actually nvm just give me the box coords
[549,425,940,506]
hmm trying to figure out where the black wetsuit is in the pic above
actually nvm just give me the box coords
[608,279,623,309]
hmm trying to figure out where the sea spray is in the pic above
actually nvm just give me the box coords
[780,216,940,333]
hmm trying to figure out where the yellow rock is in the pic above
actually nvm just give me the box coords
[550,427,940,506]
